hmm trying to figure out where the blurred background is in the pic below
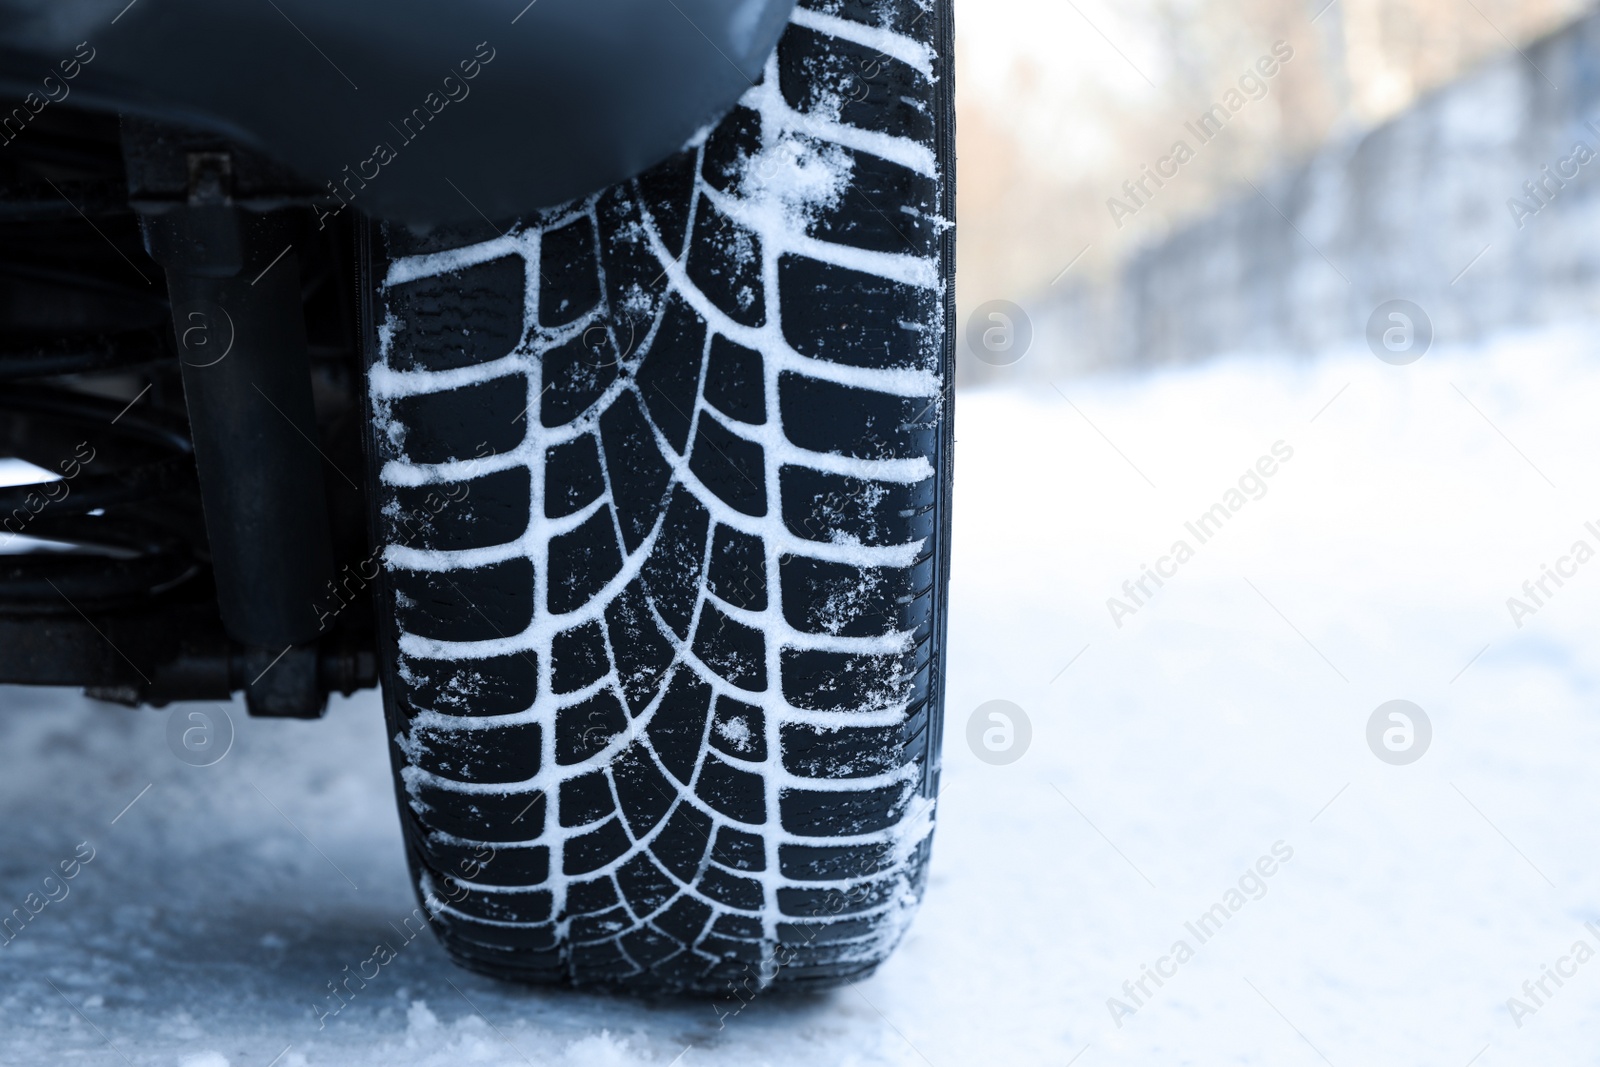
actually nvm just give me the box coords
[955,0,1598,380]
[935,2,1600,1063]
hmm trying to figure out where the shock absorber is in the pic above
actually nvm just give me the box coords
[133,144,341,714]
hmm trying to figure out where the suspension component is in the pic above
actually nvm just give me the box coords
[135,148,338,655]
[0,106,378,716]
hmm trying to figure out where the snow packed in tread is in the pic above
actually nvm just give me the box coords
[369,0,951,994]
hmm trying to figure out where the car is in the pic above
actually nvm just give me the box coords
[0,0,953,994]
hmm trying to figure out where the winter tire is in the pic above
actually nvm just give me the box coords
[361,0,954,992]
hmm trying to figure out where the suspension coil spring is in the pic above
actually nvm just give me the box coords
[0,358,201,612]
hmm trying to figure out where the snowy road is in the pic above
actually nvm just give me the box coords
[7,325,1600,1065]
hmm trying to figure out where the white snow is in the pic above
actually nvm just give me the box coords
[5,322,1600,1063]
[788,7,937,78]
[715,714,754,750]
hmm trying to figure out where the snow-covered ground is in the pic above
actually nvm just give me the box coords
[7,323,1600,1065]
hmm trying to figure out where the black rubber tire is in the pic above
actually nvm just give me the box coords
[360,0,954,994]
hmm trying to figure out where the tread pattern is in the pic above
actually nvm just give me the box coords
[365,0,953,993]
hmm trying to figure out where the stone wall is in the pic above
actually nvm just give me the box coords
[1021,12,1600,378]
